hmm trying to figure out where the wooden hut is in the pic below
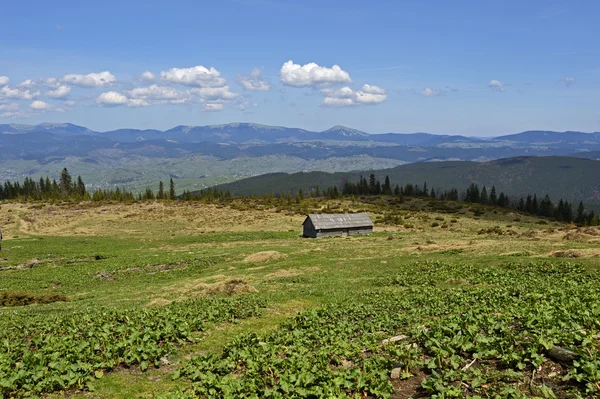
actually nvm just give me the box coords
[302,213,373,238]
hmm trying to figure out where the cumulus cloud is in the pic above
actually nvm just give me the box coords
[321,84,387,107]
[17,79,37,88]
[46,85,72,99]
[191,86,239,101]
[421,87,444,97]
[0,76,8,86]
[62,71,117,87]
[488,79,505,92]
[203,103,224,111]
[96,91,129,106]
[126,84,191,103]
[161,65,226,87]
[238,67,271,91]
[321,86,355,99]
[140,71,156,82]
[0,86,39,100]
[563,76,575,87]
[42,77,61,88]
[280,60,351,88]
[29,100,51,110]
[127,99,151,108]
[323,97,355,107]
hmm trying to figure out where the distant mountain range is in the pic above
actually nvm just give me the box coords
[1,122,600,195]
[2,122,600,147]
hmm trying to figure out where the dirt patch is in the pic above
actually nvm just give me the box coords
[158,275,257,303]
[266,269,302,278]
[204,279,258,296]
[550,250,582,258]
[243,251,286,263]
[390,370,428,398]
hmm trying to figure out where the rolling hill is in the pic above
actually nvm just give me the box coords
[213,156,600,206]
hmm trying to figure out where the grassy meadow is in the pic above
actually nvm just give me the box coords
[1,197,600,398]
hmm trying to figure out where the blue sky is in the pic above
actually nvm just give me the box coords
[0,0,598,136]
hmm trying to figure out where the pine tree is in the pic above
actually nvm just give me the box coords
[59,168,73,197]
[489,186,497,205]
[158,181,165,199]
[77,176,86,198]
[169,178,176,200]
[382,175,392,195]
[480,186,488,204]
[576,202,585,224]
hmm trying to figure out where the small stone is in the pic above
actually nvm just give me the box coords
[381,335,409,344]
[390,367,402,379]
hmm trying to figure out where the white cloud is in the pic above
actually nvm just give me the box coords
[0,110,24,118]
[0,76,8,86]
[96,91,128,106]
[140,71,156,82]
[62,71,117,87]
[564,76,575,87]
[127,99,151,108]
[280,60,351,88]
[161,65,226,87]
[421,87,444,97]
[323,97,355,107]
[0,86,39,100]
[46,85,72,99]
[361,84,386,95]
[203,103,223,111]
[17,79,37,88]
[356,85,387,104]
[321,86,355,99]
[191,86,239,101]
[238,67,271,91]
[42,77,61,88]
[126,84,191,103]
[0,103,19,112]
[321,84,387,106]
[488,79,505,92]
[29,100,51,110]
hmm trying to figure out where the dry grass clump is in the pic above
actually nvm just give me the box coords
[204,279,258,296]
[243,251,286,263]
[266,269,302,278]
[0,292,70,307]
[550,250,582,258]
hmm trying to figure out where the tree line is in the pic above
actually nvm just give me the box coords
[0,168,176,202]
[1,170,598,226]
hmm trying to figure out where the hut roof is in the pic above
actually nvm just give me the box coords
[305,213,373,230]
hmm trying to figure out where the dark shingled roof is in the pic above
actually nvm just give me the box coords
[305,213,373,230]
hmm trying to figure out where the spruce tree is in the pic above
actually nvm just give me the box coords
[158,181,165,199]
[59,168,73,197]
[169,178,176,200]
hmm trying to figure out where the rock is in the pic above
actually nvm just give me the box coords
[94,272,111,279]
[160,356,170,365]
[381,335,409,344]
[547,346,579,364]
[23,258,41,268]
[390,367,402,379]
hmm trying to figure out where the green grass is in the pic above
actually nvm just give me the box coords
[1,197,600,398]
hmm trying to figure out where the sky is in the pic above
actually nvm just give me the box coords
[0,0,599,136]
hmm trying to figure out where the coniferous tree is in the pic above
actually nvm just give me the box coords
[59,168,73,197]
[158,181,165,199]
[169,178,176,200]
[489,186,497,205]
[480,186,488,204]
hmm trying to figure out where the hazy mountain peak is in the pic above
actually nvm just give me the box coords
[321,125,369,137]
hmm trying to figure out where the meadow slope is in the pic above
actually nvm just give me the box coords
[0,197,599,398]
